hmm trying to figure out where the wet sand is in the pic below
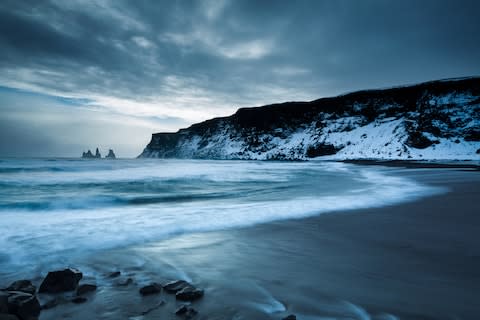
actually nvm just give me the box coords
[34,165,480,320]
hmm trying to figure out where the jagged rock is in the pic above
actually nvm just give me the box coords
[406,131,434,149]
[82,150,94,158]
[0,291,8,313]
[282,315,296,320]
[76,284,97,296]
[7,292,41,320]
[95,148,101,158]
[71,297,87,304]
[105,149,116,159]
[139,283,162,296]
[38,268,83,293]
[163,280,189,294]
[5,281,36,295]
[306,143,340,157]
[175,286,204,301]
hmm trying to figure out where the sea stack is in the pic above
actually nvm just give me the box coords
[105,149,116,159]
[95,148,101,158]
[82,150,94,158]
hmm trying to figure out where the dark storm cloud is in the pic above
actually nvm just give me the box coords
[0,0,479,156]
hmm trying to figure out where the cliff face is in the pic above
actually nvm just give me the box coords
[139,77,480,160]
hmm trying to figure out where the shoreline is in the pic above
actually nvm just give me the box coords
[1,164,479,320]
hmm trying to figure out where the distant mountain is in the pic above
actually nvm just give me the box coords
[139,77,480,160]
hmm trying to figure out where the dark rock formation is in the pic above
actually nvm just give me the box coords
[139,77,480,160]
[82,150,94,158]
[282,315,296,320]
[0,313,20,320]
[38,268,83,293]
[163,280,190,294]
[75,284,97,296]
[95,148,101,158]
[105,149,116,159]
[5,281,36,295]
[139,283,162,296]
[175,286,204,301]
[6,292,41,320]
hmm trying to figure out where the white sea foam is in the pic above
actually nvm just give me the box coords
[0,159,445,273]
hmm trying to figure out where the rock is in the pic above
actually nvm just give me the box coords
[282,315,296,320]
[38,268,83,293]
[175,304,189,315]
[95,148,101,158]
[0,291,8,313]
[5,281,36,295]
[175,286,204,302]
[7,292,41,320]
[0,314,20,320]
[71,297,87,304]
[76,284,97,296]
[139,283,162,296]
[82,150,94,158]
[105,149,116,159]
[163,280,190,294]
[108,271,121,278]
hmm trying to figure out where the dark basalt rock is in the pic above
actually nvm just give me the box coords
[139,283,162,296]
[406,131,435,149]
[82,150,94,158]
[71,297,87,304]
[306,143,340,157]
[175,286,204,302]
[38,268,83,293]
[163,280,190,294]
[95,148,101,158]
[476,148,480,154]
[5,281,36,295]
[7,292,41,320]
[105,149,116,159]
[76,284,97,296]
[282,315,296,320]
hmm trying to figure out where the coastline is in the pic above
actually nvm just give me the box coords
[1,163,479,320]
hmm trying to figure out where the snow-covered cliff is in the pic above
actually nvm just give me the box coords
[139,77,480,160]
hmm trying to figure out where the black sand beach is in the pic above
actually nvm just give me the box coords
[25,164,478,320]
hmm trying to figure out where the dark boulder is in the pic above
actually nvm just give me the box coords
[163,280,190,294]
[175,304,189,315]
[282,315,296,320]
[76,284,97,296]
[139,283,161,296]
[7,292,41,320]
[38,268,83,293]
[5,281,36,295]
[175,286,204,302]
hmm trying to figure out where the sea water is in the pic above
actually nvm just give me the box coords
[0,158,443,278]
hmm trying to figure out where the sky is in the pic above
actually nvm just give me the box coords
[1,0,479,157]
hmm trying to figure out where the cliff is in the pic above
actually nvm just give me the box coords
[139,77,480,160]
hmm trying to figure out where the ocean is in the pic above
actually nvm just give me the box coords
[4,159,478,320]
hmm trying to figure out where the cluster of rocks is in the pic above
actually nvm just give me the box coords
[2,268,297,320]
[0,268,94,320]
[82,148,116,159]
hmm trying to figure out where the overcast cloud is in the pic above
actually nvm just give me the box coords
[0,0,479,157]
